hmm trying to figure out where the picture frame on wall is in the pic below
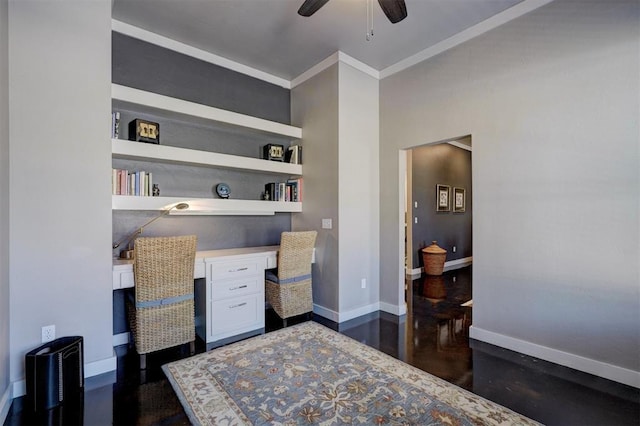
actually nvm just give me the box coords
[436,184,450,212]
[454,187,466,213]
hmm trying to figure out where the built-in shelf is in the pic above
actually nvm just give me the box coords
[112,84,302,141]
[112,139,302,176]
[112,195,301,216]
[111,84,303,216]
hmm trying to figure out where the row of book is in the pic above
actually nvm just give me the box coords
[264,178,303,202]
[111,111,121,139]
[112,169,154,196]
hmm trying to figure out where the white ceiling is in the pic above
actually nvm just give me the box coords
[112,0,532,83]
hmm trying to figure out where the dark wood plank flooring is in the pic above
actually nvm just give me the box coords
[5,266,639,425]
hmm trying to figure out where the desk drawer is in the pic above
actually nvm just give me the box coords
[211,276,261,300]
[210,294,261,336]
[208,258,264,281]
[112,271,134,290]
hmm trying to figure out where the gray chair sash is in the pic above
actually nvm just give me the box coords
[266,271,312,285]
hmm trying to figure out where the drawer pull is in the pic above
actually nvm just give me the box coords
[229,267,249,273]
[229,302,247,309]
[230,285,248,291]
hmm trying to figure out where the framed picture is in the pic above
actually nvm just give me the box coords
[436,184,450,212]
[454,187,466,213]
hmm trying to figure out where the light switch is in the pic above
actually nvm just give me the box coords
[322,218,332,229]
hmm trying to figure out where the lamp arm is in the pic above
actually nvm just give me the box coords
[112,209,171,250]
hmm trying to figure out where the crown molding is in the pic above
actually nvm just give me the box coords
[291,51,379,88]
[111,20,291,89]
[112,0,553,89]
[379,0,555,78]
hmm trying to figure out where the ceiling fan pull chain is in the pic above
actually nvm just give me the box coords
[366,0,374,41]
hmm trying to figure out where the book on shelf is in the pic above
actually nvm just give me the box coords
[263,178,303,202]
[112,168,154,196]
[111,111,120,139]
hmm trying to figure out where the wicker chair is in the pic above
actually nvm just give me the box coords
[128,235,197,369]
[266,231,317,326]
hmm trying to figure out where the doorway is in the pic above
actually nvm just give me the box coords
[403,136,472,277]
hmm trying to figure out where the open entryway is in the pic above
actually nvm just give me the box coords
[403,136,472,278]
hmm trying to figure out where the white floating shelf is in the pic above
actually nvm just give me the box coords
[112,195,302,215]
[112,139,302,176]
[112,84,302,140]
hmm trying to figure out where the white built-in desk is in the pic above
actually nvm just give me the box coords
[112,246,314,349]
[112,245,280,290]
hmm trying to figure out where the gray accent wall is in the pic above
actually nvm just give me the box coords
[1,0,9,416]
[411,143,472,267]
[113,32,290,124]
[9,0,113,386]
[380,0,639,377]
[111,32,293,253]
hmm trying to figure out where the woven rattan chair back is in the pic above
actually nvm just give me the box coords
[277,231,317,280]
[266,231,317,323]
[129,235,197,367]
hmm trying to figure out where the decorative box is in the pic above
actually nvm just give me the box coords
[262,144,284,161]
[129,119,160,144]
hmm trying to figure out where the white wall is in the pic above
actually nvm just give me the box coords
[379,0,639,385]
[0,0,10,419]
[292,65,340,314]
[338,63,380,316]
[8,0,114,391]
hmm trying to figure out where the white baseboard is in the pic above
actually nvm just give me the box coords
[406,267,422,276]
[406,256,473,276]
[380,301,407,316]
[84,355,117,379]
[314,303,383,323]
[11,354,118,398]
[313,303,339,322]
[470,326,640,388]
[0,384,11,425]
[338,303,380,323]
[444,256,473,271]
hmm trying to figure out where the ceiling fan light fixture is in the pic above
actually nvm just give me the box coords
[298,0,407,24]
[377,0,407,24]
[298,0,331,17]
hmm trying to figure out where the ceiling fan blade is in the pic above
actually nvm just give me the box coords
[298,0,331,17]
[377,0,407,24]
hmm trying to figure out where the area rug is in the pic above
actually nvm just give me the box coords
[163,322,539,425]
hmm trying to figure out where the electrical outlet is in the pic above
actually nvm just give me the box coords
[42,325,55,343]
[452,246,457,253]
[361,278,366,289]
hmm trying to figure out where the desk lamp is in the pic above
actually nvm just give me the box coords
[112,202,190,259]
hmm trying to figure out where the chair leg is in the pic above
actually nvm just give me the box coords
[140,353,147,370]
[189,341,195,355]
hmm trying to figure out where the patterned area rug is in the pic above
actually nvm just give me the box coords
[163,322,539,425]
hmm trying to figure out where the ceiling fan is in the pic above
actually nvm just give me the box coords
[298,0,408,24]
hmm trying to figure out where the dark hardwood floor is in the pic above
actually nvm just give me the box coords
[5,266,639,425]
